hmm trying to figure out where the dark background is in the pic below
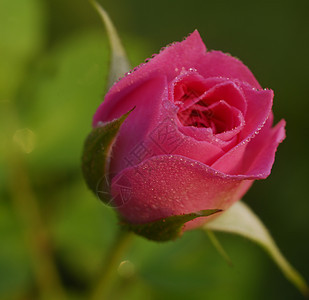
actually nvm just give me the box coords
[1,0,308,299]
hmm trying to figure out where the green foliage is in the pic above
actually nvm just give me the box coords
[19,31,110,169]
[0,0,45,100]
[0,201,32,298]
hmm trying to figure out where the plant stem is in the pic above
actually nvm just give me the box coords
[91,229,134,300]
[5,102,67,300]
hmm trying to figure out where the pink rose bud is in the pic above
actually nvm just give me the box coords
[88,30,285,240]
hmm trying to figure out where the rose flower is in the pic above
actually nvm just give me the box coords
[91,30,285,236]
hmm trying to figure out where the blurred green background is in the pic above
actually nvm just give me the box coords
[1,0,308,299]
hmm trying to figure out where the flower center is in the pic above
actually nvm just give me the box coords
[175,85,232,134]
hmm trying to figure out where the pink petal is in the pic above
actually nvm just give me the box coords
[100,75,168,174]
[94,30,206,120]
[93,74,225,175]
[211,86,274,175]
[239,85,273,140]
[93,74,165,125]
[169,72,246,148]
[241,119,286,177]
[184,179,254,230]
[94,30,261,126]
[172,71,211,109]
[111,155,259,229]
[211,115,286,177]
[170,71,248,114]
[201,79,247,114]
[177,124,239,151]
[177,100,244,151]
[205,100,244,134]
[198,51,262,89]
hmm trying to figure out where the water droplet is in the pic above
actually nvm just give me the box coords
[13,128,36,154]
[118,260,135,278]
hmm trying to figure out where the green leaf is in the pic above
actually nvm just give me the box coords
[122,209,222,242]
[82,109,133,204]
[204,201,309,297]
[90,0,130,88]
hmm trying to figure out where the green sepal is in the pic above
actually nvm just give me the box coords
[82,109,133,204]
[90,0,130,89]
[204,201,309,297]
[121,209,222,242]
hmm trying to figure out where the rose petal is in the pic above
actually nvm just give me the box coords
[202,79,247,114]
[242,119,286,177]
[145,113,225,167]
[94,30,261,126]
[177,100,245,151]
[205,100,243,133]
[156,99,228,165]
[111,155,260,228]
[211,115,286,177]
[170,72,247,114]
[93,74,162,125]
[94,75,168,174]
[169,72,246,148]
[198,51,261,89]
[172,71,211,109]
[177,124,239,151]
[211,86,274,175]
[101,31,207,114]
[239,85,273,140]
[94,74,225,175]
